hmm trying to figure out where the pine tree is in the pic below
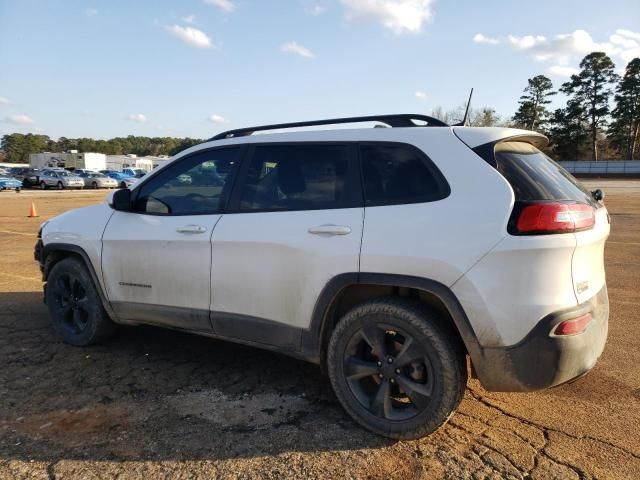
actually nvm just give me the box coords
[609,58,640,160]
[549,100,589,160]
[560,52,619,161]
[513,75,556,131]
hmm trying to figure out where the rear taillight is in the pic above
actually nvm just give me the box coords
[552,313,592,336]
[514,202,595,235]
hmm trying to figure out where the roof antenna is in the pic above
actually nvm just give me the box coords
[454,88,474,126]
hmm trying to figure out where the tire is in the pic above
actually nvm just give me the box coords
[120,182,126,189]
[57,181,64,190]
[45,257,117,346]
[327,297,467,440]
[40,181,47,190]
[92,182,98,189]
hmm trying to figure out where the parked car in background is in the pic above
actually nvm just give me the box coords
[73,169,98,176]
[99,169,120,176]
[0,176,22,191]
[8,167,41,187]
[39,170,84,189]
[105,172,137,189]
[122,168,147,178]
[78,172,118,189]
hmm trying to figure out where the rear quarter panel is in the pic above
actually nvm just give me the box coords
[359,129,514,287]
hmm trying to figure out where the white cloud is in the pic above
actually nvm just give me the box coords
[85,8,98,17]
[473,33,500,45]
[0,96,10,105]
[305,4,326,15]
[507,30,617,65]
[612,29,640,63]
[208,114,229,124]
[473,29,640,74]
[415,91,427,100]
[127,113,147,123]
[281,41,316,58]
[5,114,34,125]
[182,14,196,24]
[204,0,235,13]
[616,29,640,42]
[165,25,214,49]
[341,0,433,35]
[548,65,579,78]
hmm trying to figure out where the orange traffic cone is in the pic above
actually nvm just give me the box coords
[28,202,39,218]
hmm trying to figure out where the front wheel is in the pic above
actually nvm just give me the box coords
[45,257,117,346]
[92,182,98,189]
[57,181,64,190]
[327,298,467,439]
[120,182,126,189]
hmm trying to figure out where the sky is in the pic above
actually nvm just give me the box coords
[0,0,639,140]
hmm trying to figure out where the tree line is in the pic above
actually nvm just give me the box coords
[0,134,203,164]
[1,52,639,163]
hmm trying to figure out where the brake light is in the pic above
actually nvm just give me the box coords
[552,313,592,336]
[515,203,595,234]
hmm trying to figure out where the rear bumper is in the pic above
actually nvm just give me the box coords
[473,286,609,392]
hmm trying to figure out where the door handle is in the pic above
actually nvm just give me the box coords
[176,225,207,234]
[308,224,352,236]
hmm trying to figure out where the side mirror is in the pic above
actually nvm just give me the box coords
[109,188,132,211]
[591,189,605,202]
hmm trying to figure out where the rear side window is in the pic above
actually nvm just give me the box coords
[495,142,596,206]
[237,144,355,211]
[360,144,449,206]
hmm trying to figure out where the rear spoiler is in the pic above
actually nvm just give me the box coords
[453,127,549,168]
[452,127,549,150]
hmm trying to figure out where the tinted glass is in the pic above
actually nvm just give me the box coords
[495,142,595,205]
[133,148,238,215]
[238,144,351,211]
[360,144,449,206]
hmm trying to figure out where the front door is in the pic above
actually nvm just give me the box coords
[101,146,241,331]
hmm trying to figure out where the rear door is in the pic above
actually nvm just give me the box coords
[209,143,363,348]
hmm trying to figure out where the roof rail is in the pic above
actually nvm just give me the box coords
[210,114,448,140]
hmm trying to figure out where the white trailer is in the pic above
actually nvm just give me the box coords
[29,152,106,171]
[106,155,167,172]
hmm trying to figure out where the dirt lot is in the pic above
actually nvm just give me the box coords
[1,181,639,479]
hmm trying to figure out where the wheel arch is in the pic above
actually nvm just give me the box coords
[303,273,484,371]
[41,243,117,320]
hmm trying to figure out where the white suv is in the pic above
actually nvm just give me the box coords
[34,115,609,439]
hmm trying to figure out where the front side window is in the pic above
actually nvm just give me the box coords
[237,144,352,211]
[360,144,449,206]
[133,147,238,215]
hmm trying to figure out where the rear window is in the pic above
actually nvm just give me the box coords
[494,142,595,206]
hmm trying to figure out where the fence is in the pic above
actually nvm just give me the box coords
[558,161,640,175]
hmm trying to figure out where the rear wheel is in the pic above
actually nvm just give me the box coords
[45,257,116,346]
[40,181,47,190]
[120,182,126,189]
[327,298,466,439]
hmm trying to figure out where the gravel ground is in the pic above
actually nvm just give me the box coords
[1,182,639,479]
